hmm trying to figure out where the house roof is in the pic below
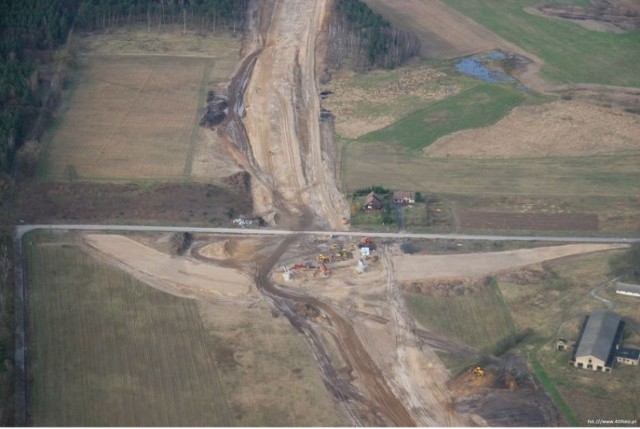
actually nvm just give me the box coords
[615,347,640,361]
[575,311,622,363]
[393,191,415,200]
[616,282,640,296]
[364,192,381,205]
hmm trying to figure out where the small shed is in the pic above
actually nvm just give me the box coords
[363,192,382,211]
[556,338,568,351]
[615,348,640,366]
[393,191,415,204]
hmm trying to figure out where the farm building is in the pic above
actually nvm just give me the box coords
[393,191,415,204]
[363,192,383,211]
[615,348,640,366]
[570,311,624,373]
[616,282,640,298]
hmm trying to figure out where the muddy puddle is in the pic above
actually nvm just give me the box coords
[456,51,527,90]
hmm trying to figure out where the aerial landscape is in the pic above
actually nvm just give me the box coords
[1,0,639,427]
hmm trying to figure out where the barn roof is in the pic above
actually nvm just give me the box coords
[575,311,622,363]
[616,282,640,296]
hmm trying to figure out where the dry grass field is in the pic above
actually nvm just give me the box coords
[25,231,346,426]
[44,25,241,181]
[426,101,640,158]
[343,143,640,233]
[46,55,207,179]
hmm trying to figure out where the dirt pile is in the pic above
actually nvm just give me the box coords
[450,354,563,426]
[425,101,640,159]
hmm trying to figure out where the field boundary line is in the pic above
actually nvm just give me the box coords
[13,231,27,425]
[356,84,480,143]
[184,62,213,177]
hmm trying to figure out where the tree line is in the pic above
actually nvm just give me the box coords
[76,0,249,34]
[0,0,78,175]
[327,0,420,70]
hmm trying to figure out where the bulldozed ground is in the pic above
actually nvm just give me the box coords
[44,25,241,181]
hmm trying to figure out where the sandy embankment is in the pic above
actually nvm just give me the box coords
[83,234,256,299]
[393,243,628,281]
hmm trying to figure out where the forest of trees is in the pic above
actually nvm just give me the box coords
[76,0,249,34]
[0,0,79,175]
[327,0,420,70]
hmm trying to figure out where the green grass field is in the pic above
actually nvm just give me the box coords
[405,280,517,357]
[25,231,345,426]
[358,83,526,150]
[443,0,640,87]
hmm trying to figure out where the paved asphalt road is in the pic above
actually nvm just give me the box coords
[15,223,640,243]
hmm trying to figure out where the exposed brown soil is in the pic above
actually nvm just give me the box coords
[221,0,349,229]
[459,211,600,231]
[393,244,628,282]
[450,355,563,426]
[426,101,640,159]
[83,234,257,300]
[14,180,251,225]
[526,0,640,33]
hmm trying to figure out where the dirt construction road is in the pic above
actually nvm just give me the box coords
[238,0,348,230]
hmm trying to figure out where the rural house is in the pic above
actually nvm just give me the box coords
[393,191,415,205]
[570,311,624,372]
[363,192,383,211]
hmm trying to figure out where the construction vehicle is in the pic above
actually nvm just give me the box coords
[330,243,339,251]
[320,262,330,277]
[472,366,485,377]
[316,254,329,263]
[349,242,357,251]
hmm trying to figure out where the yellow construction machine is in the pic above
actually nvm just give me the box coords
[316,254,329,263]
[472,366,485,377]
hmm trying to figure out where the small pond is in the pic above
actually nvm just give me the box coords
[455,50,516,83]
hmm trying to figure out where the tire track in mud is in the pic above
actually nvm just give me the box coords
[218,0,416,425]
[254,235,415,426]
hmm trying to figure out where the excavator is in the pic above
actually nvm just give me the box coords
[472,366,485,377]
[316,254,329,263]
